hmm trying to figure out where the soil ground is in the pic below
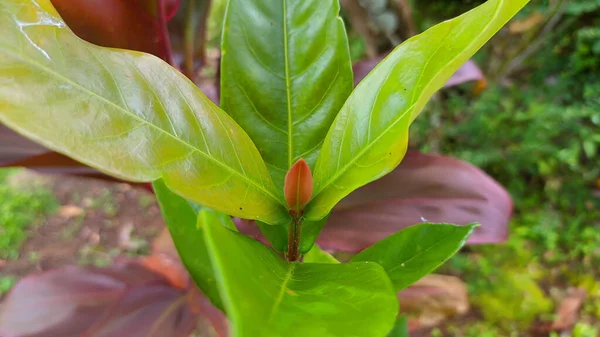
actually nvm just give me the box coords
[1,172,165,283]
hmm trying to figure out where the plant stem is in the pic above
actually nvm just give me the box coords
[287,215,303,262]
[157,0,175,66]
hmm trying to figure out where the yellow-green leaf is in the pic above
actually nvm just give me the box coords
[306,0,529,220]
[0,0,288,224]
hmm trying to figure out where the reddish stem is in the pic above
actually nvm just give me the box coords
[157,0,175,66]
[287,215,303,262]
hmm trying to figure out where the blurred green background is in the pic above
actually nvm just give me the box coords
[403,0,600,335]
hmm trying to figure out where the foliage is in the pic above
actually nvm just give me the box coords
[412,83,600,211]
[0,0,529,336]
[352,223,478,291]
[201,209,398,337]
[0,169,57,260]
[408,0,600,332]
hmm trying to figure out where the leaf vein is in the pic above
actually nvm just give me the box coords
[0,47,282,204]
[267,264,296,324]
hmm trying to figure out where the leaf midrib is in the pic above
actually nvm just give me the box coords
[311,0,504,201]
[267,263,296,325]
[282,0,293,168]
[0,45,282,204]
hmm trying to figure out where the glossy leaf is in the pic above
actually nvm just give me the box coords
[316,151,512,252]
[202,210,398,337]
[283,158,313,213]
[0,0,288,224]
[302,244,339,264]
[306,0,529,221]
[353,57,485,89]
[220,0,353,187]
[152,179,223,310]
[0,263,200,337]
[352,223,477,291]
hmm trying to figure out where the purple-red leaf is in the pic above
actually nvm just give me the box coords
[0,263,201,337]
[49,0,179,61]
[1,151,97,175]
[443,60,485,88]
[315,151,512,252]
[135,0,182,20]
[0,124,46,165]
[284,159,313,214]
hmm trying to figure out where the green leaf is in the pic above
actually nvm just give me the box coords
[202,210,398,337]
[388,316,410,337]
[220,0,353,188]
[0,0,289,224]
[352,223,477,291]
[152,179,223,310]
[305,0,530,220]
[303,244,339,264]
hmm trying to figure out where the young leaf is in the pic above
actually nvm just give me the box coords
[305,0,529,221]
[0,0,288,224]
[283,158,313,213]
[220,0,353,187]
[152,179,223,310]
[202,210,398,337]
[352,223,477,291]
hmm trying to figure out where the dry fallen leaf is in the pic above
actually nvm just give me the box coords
[58,205,84,218]
[551,288,586,331]
[398,274,469,328]
[509,12,544,34]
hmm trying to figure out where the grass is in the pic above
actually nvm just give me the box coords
[0,168,57,260]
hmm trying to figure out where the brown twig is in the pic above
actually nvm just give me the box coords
[391,0,417,39]
[340,0,379,58]
[495,0,568,81]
